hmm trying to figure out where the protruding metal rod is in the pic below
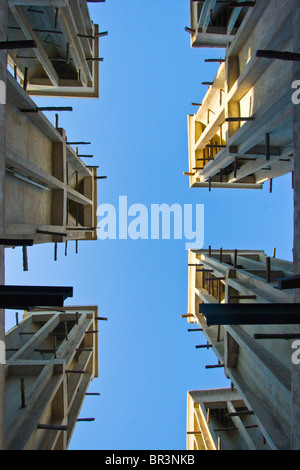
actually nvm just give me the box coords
[234,157,238,178]
[34,348,55,353]
[205,364,224,369]
[54,7,59,28]
[229,295,257,300]
[206,144,226,149]
[21,107,73,113]
[214,425,258,432]
[85,393,101,396]
[67,142,91,145]
[37,229,67,236]
[205,58,225,63]
[53,336,57,358]
[195,344,213,349]
[76,418,95,422]
[21,378,26,408]
[66,370,85,374]
[226,410,254,418]
[266,133,270,161]
[23,67,28,90]
[96,31,108,37]
[266,257,271,283]
[23,246,28,272]
[86,57,104,61]
[233,250,238,268]
[225,117,254,122]
[37,423,68,431]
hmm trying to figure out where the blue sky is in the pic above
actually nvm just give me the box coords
[5,1,294,450]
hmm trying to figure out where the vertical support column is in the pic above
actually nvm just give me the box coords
[291,0,300,449]
[225,55,240,139]
[0,1,7,451]
[52,129,67,242]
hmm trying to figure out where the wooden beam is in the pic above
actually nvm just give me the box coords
[57,5,92,87]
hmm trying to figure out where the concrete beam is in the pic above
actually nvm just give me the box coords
[9,5,60,87]
[226,400,257,450]
[198,0,217,33]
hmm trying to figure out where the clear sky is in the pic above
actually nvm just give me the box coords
[4,1,294,450]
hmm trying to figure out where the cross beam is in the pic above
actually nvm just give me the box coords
[200,303,300,325]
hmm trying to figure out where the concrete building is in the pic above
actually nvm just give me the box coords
[4,305,100,450]
[185,0,294,190]
[3,71,98,251]
[7,0,103,98]
[186,248,298,450]
[187,388,269,450]
[0,0,104,450]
